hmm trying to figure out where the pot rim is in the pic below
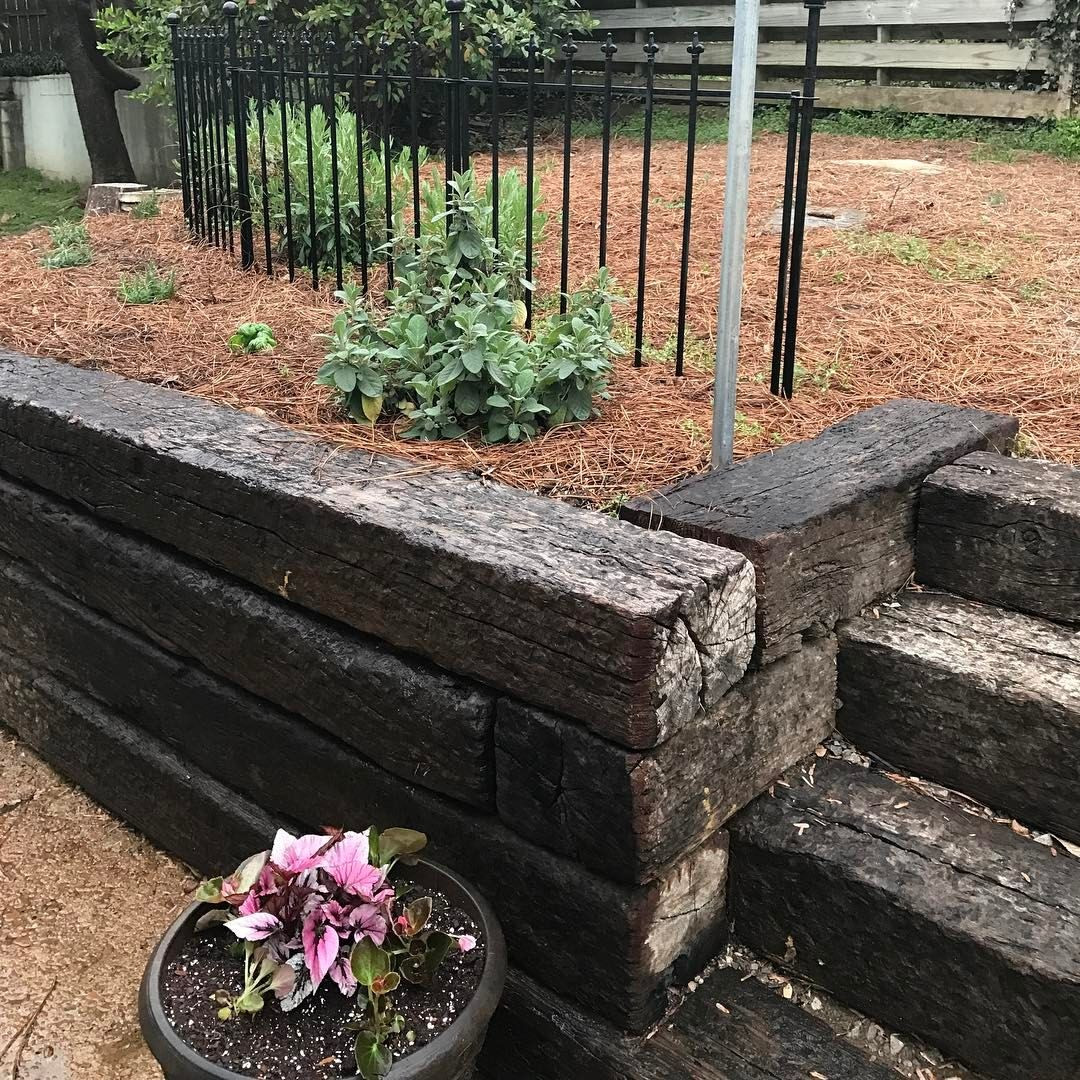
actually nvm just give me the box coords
[141,856,506,1079]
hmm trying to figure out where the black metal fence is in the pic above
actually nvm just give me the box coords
[0,0,53,56]
[169,0,823,395]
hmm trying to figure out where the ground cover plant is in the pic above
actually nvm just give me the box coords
[0,168,81,236]
[118,262,176,303]
[39,219,92,269]
[230,321,278,353]
[185,826,481,1078]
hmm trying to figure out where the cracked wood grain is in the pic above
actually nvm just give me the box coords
[918,450,1080,625]
[729,756,1080,1080]
[838,590,1080,845]
[621,398,1017,663]
[0,475,495,807]
[0,350,755,750]
[495,635,837,883]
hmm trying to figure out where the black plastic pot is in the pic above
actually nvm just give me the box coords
[139,858,506,1080]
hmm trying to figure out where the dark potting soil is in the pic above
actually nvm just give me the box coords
[160,882,484,1079]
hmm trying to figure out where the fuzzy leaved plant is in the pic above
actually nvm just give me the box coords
[316,171,621,443]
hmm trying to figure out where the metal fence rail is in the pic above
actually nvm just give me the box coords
[170,0,820,395]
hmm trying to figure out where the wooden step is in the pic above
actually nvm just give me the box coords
[622,398,1016,663]
[837,589,1080,844]
[918,451,1080,626]
[728,757,1080,1080]
[480,965,901,1080]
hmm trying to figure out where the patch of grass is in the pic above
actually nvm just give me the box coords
[600,491,631,516]
[575,104,1080,162]
[132,192,162,219]
[734,411,763,439]
[0,168,81,236]
[118,263,177,304]
[39,218,91,269]
[40,245,92,269]
[1017,279,1048,302]
[838,229,1004,282]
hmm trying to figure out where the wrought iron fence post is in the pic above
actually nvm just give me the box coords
[167,12,192,229]
[446,0,467,176]
[779,0,825,398]
[225,1,254,270]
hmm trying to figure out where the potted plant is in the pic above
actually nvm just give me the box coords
[139,826,506,1080]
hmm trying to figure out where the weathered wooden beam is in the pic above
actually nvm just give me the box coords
[0,651,281,873]
[480,965,900,1080]
[589,0,1053,32]
[729,757,1080,1080]
[0,474,496,808]
[622,399,1017,664]
[918,452,1080,626]
[0,579,727,1033]
[574,38,1045,72]
[495,635,836,883]
[838,590,1080,845]
[0,350,755,751]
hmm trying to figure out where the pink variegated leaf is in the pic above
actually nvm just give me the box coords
[225,912,283,941]
[302,913,340,990]
[271,829,331,875]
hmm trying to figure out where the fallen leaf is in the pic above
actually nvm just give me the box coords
[781,982,793,999]
[1053,835,1080,859]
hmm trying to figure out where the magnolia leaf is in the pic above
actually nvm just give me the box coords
[354,1031,393,1080]
[350,939,391,988]
[378,828,427,865]
[195,876,224,904]
[194,909,232,933]
[361,394,383,424]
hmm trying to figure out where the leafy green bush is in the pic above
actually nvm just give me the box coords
[317,174,620,443]
[47,220,89,248]
[229,322,278,353]
[246,102,545,296]
[97,0,592,105]
[118,263,177,303]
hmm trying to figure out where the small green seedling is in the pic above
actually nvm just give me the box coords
[118,262,177,304]
[229,322,278,353]
[132,192,162,219]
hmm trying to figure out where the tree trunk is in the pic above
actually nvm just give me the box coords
[44,0,140,184]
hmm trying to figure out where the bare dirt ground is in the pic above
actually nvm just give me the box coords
[0,131,1076,505]
[0,729,192,1079]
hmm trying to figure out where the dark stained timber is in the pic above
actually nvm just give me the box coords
[918,451,1080,624]
[838,590,1080,845]
[0,475,495,808]
[0,351,755,751]
[622,398,1017,663]
[496,635,836,883]
[729,757,1080,1080]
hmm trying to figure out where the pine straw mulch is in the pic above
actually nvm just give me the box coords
[1,130,1078,507]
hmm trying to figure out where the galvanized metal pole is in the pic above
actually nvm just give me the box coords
[710,0,760,468]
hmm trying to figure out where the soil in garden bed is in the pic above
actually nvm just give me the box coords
[161,883,484,1079]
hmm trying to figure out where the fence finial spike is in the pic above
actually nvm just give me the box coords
[166,10,181,26]
[222,1,239,17]
[445,0,466,12]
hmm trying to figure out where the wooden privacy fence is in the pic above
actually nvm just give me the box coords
[578,0,1073,119]
[0,0,52,55]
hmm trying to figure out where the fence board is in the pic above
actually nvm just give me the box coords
[576,39,1046,72]
[590,0,1054,32]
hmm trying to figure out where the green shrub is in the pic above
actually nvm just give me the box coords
[317,173,621,443]
[47,220,89,248]
[118,263,177,303]
[229,322,278,353]
[247,102,546,297]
